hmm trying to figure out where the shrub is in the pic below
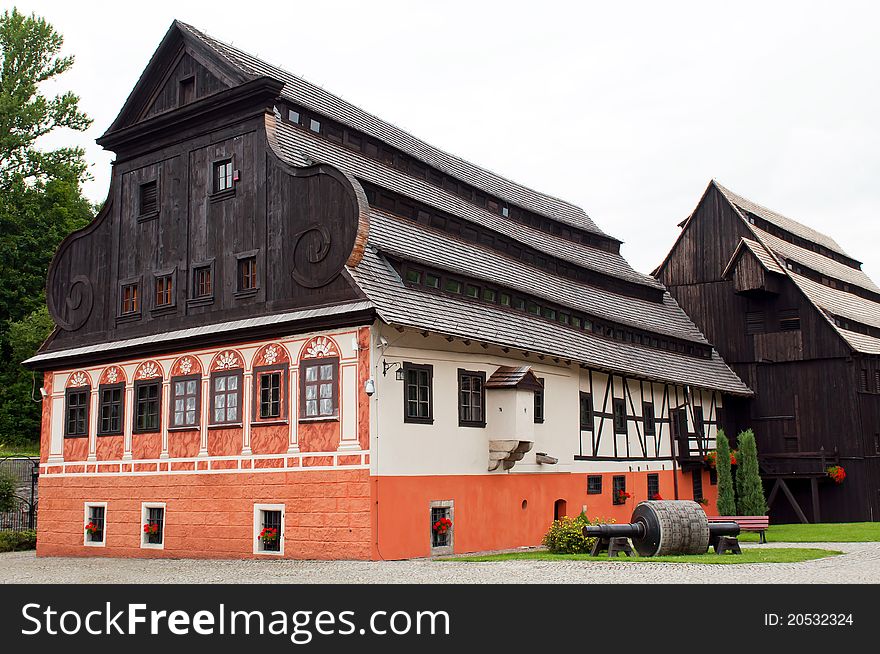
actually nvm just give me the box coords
[0,530,36,552]
[715,429,736,516]
[0,471,16,513]
[542,512,611,554]
[736,429,768,516]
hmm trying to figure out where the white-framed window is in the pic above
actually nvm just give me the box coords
[429,500,454,556]
[253,503,285,555]
[83,502,107,547]
[141,502,166,549]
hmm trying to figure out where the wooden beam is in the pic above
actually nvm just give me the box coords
[810,477,821,523]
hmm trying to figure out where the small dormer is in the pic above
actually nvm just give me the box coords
[485,366,541,471]
[723,238,784,297]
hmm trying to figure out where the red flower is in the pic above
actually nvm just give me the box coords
[259,527,279,542]
[432,518,452,534]
[85,521,99,534]
[827,466,846,484]
[650,493,663,500]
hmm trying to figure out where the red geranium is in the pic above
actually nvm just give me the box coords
[827,465,846,485]
[615,490,631,502]
[704,451,717,468]
[85,521,100,535]
[730,450,739,466]
[650,493,663,500]
[143,523,159,535]
[432,518,452,534]
[259,527,279,543]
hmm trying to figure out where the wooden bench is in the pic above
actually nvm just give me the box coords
[708,516,770,543]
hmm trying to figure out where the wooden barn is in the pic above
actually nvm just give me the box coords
[24,22,751,560]
[657,180,880,523]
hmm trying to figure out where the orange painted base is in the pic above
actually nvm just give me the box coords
[37,469,371,560]
[372,468,717,560]
[36,467,716,560]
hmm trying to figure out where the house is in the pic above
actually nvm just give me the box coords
[24,22,749,559]
[656,180,880,522]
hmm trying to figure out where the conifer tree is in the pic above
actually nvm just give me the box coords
[715,429,736,515]
[735,429,768,515]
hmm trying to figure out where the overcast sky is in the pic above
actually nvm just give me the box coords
[15,0,880,279]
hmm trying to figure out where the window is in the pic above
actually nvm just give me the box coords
[746,311,765,335]
[860,369,869,392]
[465,284,479,299]
[178,76,194,105]
[309,118,321,133]
[499,292,511,307]
[779,309,800,331]
[876,371,880,394]
[139,180,158,216]
[612,476,626,505]
[213,159,233,193]
[445,279,462,294]
[134,381,160,433]
[482,288,497,302]
[155,274,173,307]
[430,501,453,553]
[84,503,106,546]
[425,273,440,289]
[643,402,656,436]
[193,265,213,299]
[534,379,544,424]
[403,362,433,424]
[404,269,421,284]
[257,369,282,420]
[613,398,627,434]
[587,475,602,495]
[141,503,165,549]
[692,469,704,502]
[457,370,486,427]
[648,473,660,500]
[238,256,257,292]
[170,376,199,428]
[501,206,509,218]
[121,283,139,315]
[579,392,593,431]
[254,504,284,555]
[300,358,338,419]
[98,384,124,435]
[288,109,300,124]
[65,387,89,437]
[211,371,242,425]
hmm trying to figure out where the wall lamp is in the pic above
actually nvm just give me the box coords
[382,359,404,380]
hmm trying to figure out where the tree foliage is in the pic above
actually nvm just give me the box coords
[714,428,736,516]
[0,7,91,188]
[0,9,94,447]
[735,429,768,516]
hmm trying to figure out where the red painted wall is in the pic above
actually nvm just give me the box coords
[37,469,371,560]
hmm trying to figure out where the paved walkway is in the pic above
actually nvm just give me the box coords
[1,542,877,583]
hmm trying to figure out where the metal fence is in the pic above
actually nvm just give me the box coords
[0,456,39,532]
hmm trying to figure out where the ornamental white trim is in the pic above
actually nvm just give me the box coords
[303,336,338,359]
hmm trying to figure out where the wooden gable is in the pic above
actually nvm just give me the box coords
[723,240,783,297]
[103,21,252,137]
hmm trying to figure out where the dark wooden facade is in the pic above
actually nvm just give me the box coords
[40,36,370,364]
[657,181,880,522]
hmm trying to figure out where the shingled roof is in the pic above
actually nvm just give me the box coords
[714,181,880,355]
[78,21,749,395]
[176,21,608,238]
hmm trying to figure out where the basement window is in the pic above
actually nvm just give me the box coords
[430,501,453,555]
[647,474,660,500]
[254,504,284,555]
[141,503,165,549]
[84,503,106,546]
[612,476,626,505]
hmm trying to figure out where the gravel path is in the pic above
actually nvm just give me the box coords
[2,542,878,584]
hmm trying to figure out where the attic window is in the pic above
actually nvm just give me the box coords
[501,206,509,218]
[288,109,301,124]
[178,76,195,105]
[139,180,158,217]
[309,118,321,133]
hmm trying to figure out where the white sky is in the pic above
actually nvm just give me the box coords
[14,0,880,279]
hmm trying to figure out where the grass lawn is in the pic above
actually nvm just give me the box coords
[738,522,880,543]
[445,548,841,564]
[0,444,39,458]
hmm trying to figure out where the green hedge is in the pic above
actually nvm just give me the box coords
[0,530,36,552]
